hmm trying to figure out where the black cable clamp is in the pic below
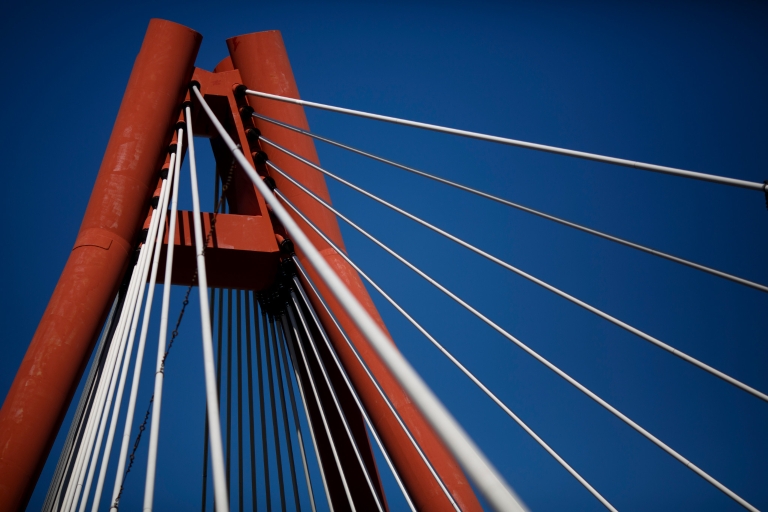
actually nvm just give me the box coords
[279,238,295,257]
[245,128,261,143]
[233,83,247,97]
[239,105,254,119]
[167,143,177,155]
[252,150,269,165]
[188,80,201,92]
[159,167,169,180]
[139,228,149,242]
[150,196,160,209]
[263,175,276,191]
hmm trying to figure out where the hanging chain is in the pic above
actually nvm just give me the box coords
[112,150,238,509]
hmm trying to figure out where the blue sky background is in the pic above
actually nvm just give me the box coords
[1,1,767,510]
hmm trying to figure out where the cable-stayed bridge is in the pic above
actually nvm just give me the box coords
[0,18,765,512]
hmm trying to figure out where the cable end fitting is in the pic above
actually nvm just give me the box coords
[159,167,169,180]
[279,238,295,256]
[233,83,247,96]
[252,151,268,165]
[263,175,276,191]
[239,105,254,119]
[245,128,261,143]
[150,196,160,209]
[167,143,177,155]
[188,80,201,92]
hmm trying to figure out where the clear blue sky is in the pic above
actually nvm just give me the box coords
[1,1,767,510]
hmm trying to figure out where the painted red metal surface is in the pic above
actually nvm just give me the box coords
[0,19,201,511]
[150,211,280,290]
[227,30,483,512]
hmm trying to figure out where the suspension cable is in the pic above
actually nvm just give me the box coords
[143,126,186,511]
[79,213,160,512]
[200,288,215,512]
[226,289,233,495]
[70,263,145,512]
[110,151,178,511]
[67,226,151,512]
[274,316,319,512]
[276,311,333,510]
[244,291,259,512]
[263,311,287,510]
[91,161,173,512]
[289,290,387,512]
[58,294,122,512]
[267,311,303,512]
[237,291,245,512]
[252,112,768,293]
[196,84,526,512]
[124,106,226,512]
[44,295,120,512]
[291,271,421,512]
[284,302,358,511]
[291,258,460,512]
[254,300,272,510]
[282,202,614,511]
[266,166,758,511]
[243,88,764,191]
[263,145,768,403]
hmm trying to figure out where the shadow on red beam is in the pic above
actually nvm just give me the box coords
[148,209,281,291]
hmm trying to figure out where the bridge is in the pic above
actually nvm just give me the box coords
[0,16,766,512]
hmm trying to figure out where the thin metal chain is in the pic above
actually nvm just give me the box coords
[112,153,238,509]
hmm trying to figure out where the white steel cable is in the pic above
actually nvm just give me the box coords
[47,352,98,512]
[143,130,184,512]
[283,200,615,511]
[244,89,765,191]
[194,84,526,512]
[262,142,768,403]
[292,275,418,512]
[277,314,335,512]
[110,153,178,511]
[182,104,230,512]
[285,303,358,511]
[251,112,768,294]
[266,163,758,511]
[62,329,122,512]
[78,210,160,512]
[76,244,153,511]
[291,258,461,512]
[66,240,150,512]
[62,294,130,512]
[273,319,318,512]
[45,296,119,512]
[265,312,304,512]
[92,169,171,511]
[290,290,387,512]
[63,353,113,512]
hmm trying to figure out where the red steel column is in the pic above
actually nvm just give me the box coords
[228,31,483,512]
[0,20,201,511]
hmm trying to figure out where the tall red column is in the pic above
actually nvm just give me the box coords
[0,20,201,511]
[227,30,483,512]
